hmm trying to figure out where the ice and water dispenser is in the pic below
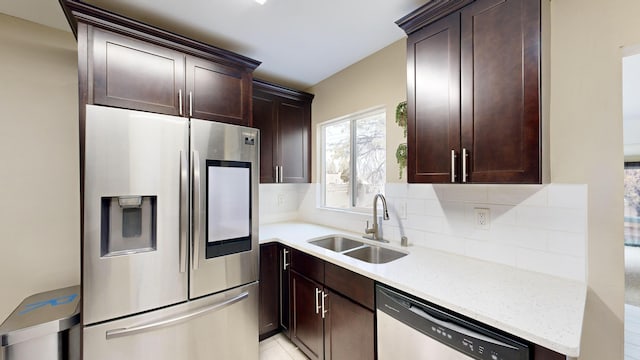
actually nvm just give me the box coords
[100,195,157,256]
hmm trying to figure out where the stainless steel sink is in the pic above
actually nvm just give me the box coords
[309,236,365,252]
[308,235,407,264]
[343,246,407,264]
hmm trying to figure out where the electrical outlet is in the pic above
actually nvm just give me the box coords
[474,208,490,230]
[277,193,285,207]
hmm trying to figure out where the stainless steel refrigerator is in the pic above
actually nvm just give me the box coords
[82,104,259,359]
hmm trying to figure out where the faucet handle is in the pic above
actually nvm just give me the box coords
[364,220,374,234]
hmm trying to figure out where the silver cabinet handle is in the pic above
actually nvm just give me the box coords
[105,291,249,339]
[279,165,284,183]
[275,165,279,183]
[450,150,456,183]
[192,150,201,270]
[179,150,188,273]
[462,148,468,183]
[321,291,328,319]
[178,89,183,116]
[315,288,322,314]
[189,91,193,117]
[282,248,289,270]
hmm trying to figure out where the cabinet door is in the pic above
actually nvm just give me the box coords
[407,13,461,183]
[259,243,279,339]
[291,271,324,360]
[278,99,311,183]
[186,56,251,126]
[460,0,541,183]
[279,245,291,338]
[92,28,185,116]
[324,291,374,360]
[253,94,278,183]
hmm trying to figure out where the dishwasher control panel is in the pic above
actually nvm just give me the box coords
[376,285,530,360]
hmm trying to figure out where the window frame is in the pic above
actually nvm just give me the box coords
[319,106,386,212]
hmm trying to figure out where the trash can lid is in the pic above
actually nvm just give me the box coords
[0,285,80,347]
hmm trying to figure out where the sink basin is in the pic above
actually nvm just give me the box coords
[343,246,407,264]
[309,236,365,252]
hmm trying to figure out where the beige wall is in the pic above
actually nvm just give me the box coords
[0,14,79,321]
[308,1,638,358]
[551,0,639,358]
[307,39,407,184]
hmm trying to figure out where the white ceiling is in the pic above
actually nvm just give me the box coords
[0,0,427,89]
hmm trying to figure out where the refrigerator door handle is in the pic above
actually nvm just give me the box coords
[105,291,249,340]
[192,150,201,270]
[179,150,188,273]
[189,91,193,117]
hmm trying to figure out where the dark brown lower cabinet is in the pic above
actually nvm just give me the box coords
[289,248,375,360]
[323,290,374,360]
[259,243,279,340]
[291,271,324,360]
[533,344,566,360]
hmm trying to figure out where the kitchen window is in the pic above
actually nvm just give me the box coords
[320,106,386,211]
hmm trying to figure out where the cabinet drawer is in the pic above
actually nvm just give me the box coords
[324,262,374,311]
[291,248,324,284]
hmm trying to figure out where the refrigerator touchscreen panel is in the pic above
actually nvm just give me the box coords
[206,160,252,259]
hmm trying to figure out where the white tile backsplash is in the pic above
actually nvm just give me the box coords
[548,231,587,258]
[486,185,548,206]
[465,238,518,267]
[516,206,586,233]
[261,182,587,282]
[259,184,309,224]
[433,184,489,203]
[515,248,586,281]
[547,184,588,209]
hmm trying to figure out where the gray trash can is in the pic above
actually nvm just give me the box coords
[0,286,80,360]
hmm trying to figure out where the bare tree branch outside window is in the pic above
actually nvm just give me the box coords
[323,108,386,210]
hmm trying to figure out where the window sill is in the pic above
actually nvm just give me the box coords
[316,206,372,217]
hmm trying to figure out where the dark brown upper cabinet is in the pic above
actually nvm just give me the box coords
[397,0,550,184]
[186,56,252,125]
[91,28,185,116]
[61,0,259,126]
[253,80,314,183]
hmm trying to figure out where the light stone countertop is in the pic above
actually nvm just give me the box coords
[259,221,586,357]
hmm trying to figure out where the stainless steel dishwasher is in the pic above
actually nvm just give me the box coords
[376,285,530,360]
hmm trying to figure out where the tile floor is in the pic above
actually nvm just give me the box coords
[627,304,640,360]
[259,333,308,360]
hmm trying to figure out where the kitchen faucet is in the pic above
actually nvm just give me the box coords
[364,193,389,242]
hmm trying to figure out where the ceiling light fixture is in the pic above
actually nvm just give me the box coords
[255,0,267,4]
